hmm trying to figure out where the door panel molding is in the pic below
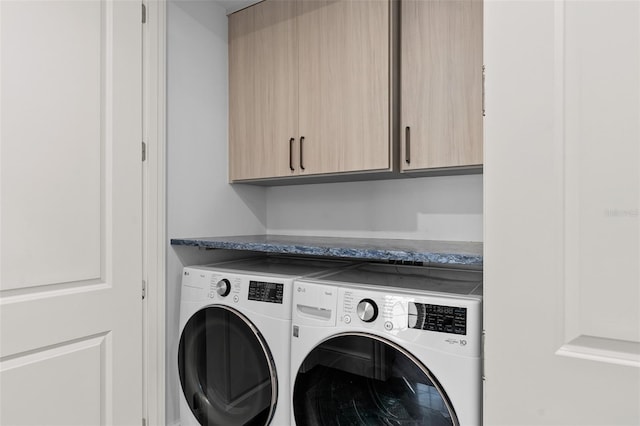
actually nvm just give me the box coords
[555,0,640,367]
[556,336,640,368]
[1,0,110,292]
[0,280,107,303]
[0,333,109,426]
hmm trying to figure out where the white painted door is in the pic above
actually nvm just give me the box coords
[484,0,640,424]
[0,1,143,425]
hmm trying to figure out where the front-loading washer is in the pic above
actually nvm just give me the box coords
[290,262,483,426]
[178,256,353,426]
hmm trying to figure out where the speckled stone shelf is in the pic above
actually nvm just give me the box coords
[170,235,483,267]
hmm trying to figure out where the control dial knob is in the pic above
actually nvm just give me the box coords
[357,299,378,323]
[216,279,231,297]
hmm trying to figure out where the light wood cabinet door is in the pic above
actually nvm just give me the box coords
[401,0,483,171]
[229,0,392,182]
[229,1,298,181]
[298,0,391,175]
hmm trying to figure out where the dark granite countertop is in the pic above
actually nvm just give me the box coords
[170,235,483,267]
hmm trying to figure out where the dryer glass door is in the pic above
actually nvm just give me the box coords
[293,333,458,426]
[179,306,277,426]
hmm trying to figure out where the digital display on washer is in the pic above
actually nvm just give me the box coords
[408,302,467,335]
[248,281,284,304]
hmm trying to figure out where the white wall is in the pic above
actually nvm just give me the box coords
[266,175,483,242]
[166,1,266,423]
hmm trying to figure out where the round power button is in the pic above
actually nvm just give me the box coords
[384,321,393,331]
[344,315,352,324]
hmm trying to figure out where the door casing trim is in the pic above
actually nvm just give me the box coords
[142,1,167,424]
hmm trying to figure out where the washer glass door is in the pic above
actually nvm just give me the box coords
[179,306,277,426]
[293,333,458,426]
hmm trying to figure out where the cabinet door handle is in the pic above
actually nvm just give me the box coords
[289,138,295,171]
[300,136,305,170]
[405,126,411,164]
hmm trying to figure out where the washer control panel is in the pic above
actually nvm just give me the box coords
[339,287,479,345]
[295,280,481,356]
[341,289,407,331]
[408,302,467,335]
[342,295,468,335]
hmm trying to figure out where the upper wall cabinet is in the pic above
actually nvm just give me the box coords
[400,0,483,172]
[229,0,298,181]
[228,0,392,182]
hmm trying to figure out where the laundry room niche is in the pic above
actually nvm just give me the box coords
[166,1,483,424]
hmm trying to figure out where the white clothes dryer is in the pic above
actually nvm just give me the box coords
[178,256,353,426]
[290,263,483,426]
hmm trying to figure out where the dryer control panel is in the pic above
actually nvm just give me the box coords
[248,280,284,304]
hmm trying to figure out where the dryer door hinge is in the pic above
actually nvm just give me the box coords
[142,3,147,24]
[142,141,147,162]
[142,280,146,300]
